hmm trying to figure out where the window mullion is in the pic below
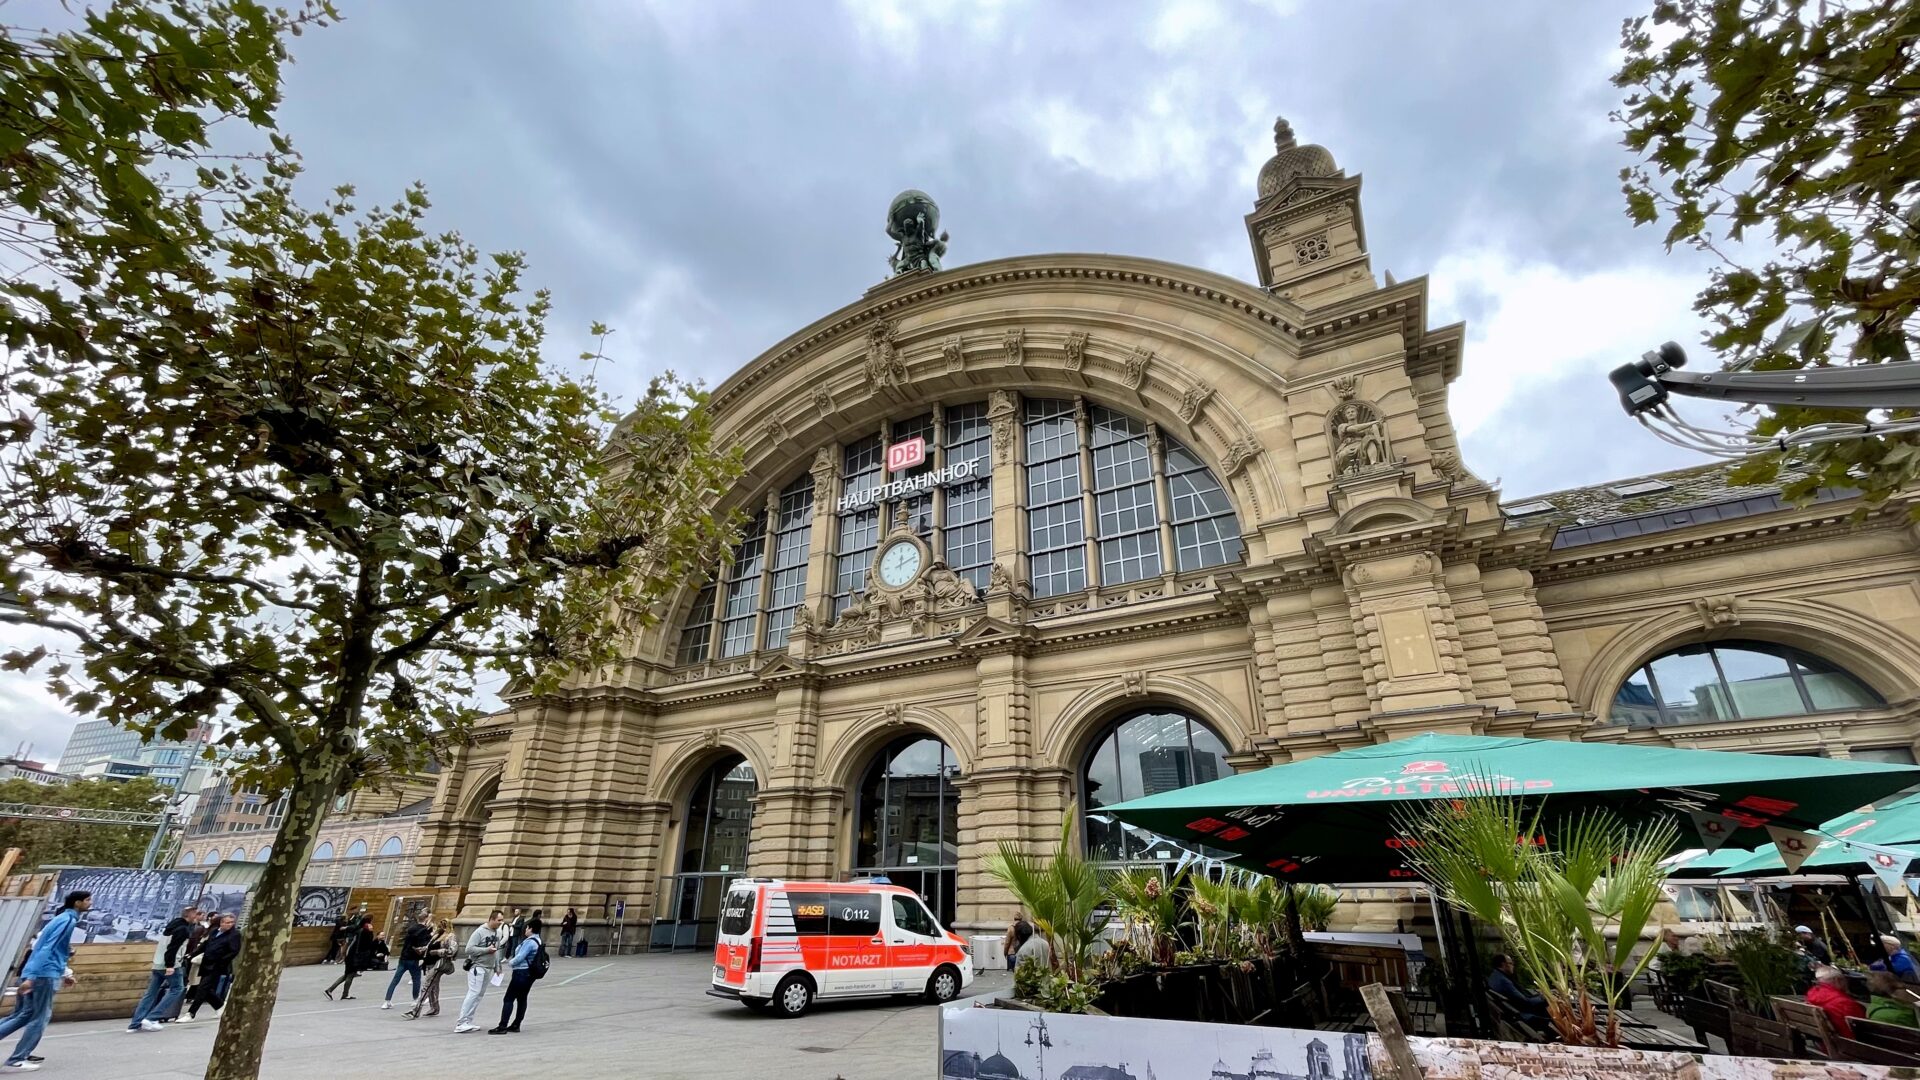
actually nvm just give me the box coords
[1076,397,1099,592]
[1705,648,1741,721]
[1149,425,1177,576]
[1640,664,1669,726]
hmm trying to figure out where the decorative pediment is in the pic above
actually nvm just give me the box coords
[756,653,817,682]
[952,616,1032,652]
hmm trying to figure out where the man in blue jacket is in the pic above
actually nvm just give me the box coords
[126,904,199,1032]
[0,890,92,1071]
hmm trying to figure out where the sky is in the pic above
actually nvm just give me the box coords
[1,0,1724,762]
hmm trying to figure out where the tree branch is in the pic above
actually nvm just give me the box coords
[23,538,321,611]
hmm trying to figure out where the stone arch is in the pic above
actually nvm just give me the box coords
[1575,598,1920,723]
[455,764,506,823]
[1332,496,1436,535]
[820,705,975,791]
[1041,671,1255,772]
[647,728,774,805]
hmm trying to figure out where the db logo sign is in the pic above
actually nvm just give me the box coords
[1402,761,1448,775]
[886,437,926,473]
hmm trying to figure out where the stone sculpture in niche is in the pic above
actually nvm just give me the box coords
[988,390,1016,465]
[1327,379,1391,478]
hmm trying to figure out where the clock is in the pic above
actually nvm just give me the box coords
[876,538,924,588]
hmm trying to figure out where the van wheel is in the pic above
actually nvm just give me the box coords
[773,974,814,1018]
[926,965,962,1004]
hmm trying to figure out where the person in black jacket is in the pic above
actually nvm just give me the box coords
[383,913,434,1009]
[179,915,240,1022]
[325,917,377,1001]
[127,904,200,1031]
[324,916,352,964]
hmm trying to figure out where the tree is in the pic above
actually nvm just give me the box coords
[1613,0,1920,504]
[0,6,740,1080]
[0,776,171,870]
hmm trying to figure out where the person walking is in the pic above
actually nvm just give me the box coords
[324,916,351,964]
[403,919,457,1020]
[126,904,198,1033]
[0,890,90,1071]
[382,912,432,1010]
[324,916,376,1001]
[178,915,239,1023]
[453,910,507,1034]
[559,909,577,959]
[489,916,544,1035]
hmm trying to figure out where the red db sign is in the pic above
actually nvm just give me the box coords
[886,437,926,473]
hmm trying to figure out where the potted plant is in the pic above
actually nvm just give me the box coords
[1396,790,1678,1047]
[1724,927,1802,1013]
[985,811,1108,986]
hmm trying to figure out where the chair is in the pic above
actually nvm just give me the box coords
[1703,979,1744,1011]
[1730,1010,1795,1058]
[1834,1036,1920,1066]
[1684,996,1735,1053]
[1769,996,1835,1058]
[1486,993,1553,1044]
[1399,989,1444,1037]
[1851,1017,1920,1056]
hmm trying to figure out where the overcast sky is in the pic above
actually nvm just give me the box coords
[2,0,1723,761]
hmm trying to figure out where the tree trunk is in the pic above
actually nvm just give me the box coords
[203,766,341,1080]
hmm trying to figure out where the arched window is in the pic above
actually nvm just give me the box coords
[1610,640,1883,729]
[378,836,404,857]
[1025,400,1242,598]
[204,850,221,866]
[313,842,335,861]
[229,847,247,862]
[178,851,198,867]
[255,845,271,862]
[344,839,369,859]
[854,736,961,926]
[1082,709,1233,863]
[676,472,816,663]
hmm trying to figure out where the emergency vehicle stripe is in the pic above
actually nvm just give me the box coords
[764,893,797,936]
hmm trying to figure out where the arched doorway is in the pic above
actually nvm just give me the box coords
[1080,707,1234,868]
[656,755,757,951]
[851,736,960,927]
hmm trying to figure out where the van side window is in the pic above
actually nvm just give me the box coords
[719,889,756,936]
[787,891,832,936]
[891,895,937,937]
[828,893,881,938]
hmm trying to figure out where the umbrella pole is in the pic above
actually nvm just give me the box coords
[1283,880,1306,955]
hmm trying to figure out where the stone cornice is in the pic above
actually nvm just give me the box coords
[708,254,1455,415]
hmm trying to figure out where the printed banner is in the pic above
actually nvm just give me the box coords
[295,886,351,928]
[38,868,207,943]
[1766,825,1821,873]
[1855,842,1917,897]
[1686,808,1744,852]
[941,1001,1372,1080]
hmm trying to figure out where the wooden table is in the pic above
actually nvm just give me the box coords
[1617,1023,1709,1053]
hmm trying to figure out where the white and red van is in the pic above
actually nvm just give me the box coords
[707,878,974,1017]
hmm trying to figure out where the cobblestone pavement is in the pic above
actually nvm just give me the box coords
[29,952,1010,1080]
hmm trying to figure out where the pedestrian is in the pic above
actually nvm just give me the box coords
[403,919,457,1020]
[1883,934,1920,983]
[0,891,90,1070]
[1013,920,1051,971]
[369,932,390,971]
[324,917,351,964]
[178,915,239,1023]
[489,916,545,1035]
[324,916,377,1001]
[506,908,527,955]
[382,912,433,1010]
[1796,924,1833,965]
[453,910,507,1034]
[559,909,577,959]
[1002,915,1028,973]
[126,904,198,1033]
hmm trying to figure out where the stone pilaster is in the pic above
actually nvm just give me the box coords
[1341,549,1477,730]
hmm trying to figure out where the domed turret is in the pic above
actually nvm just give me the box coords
[1256,117,1339,201]
[978,1052,1024,1080]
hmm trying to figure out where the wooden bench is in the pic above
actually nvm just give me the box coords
[1683,995,1734,1052]
[1835,1035,1920,1066]
[1852,1016,1920,1057]
[1730,1010,1795,1058]
[1770,995,1836,1057]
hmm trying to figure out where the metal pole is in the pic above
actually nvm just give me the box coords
[140,806,170,870]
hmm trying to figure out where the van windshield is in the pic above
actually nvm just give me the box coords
[718,889,755,936]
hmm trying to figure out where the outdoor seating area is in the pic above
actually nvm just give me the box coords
[1652,969,1920,1064]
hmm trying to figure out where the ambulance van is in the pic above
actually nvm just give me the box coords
[707,878,974,1017]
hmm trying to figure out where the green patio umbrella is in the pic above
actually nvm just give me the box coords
[1715,792,1920,878]
[1662,846,1756,880]
[1102,732,1920,883]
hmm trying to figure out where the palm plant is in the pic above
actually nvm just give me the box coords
[1284,884,1339,933]
[1394,790,1678,1047]
[1233,876,1289,957]
[1188,872,1241,959]
[985,810,1109,981]
[1109,865,1187,967]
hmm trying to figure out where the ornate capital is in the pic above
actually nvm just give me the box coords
[1178,381,1214,423]
[1330,374,1359,400]
[1124,345,1152,390]
[943,336,965,371]
[1002,328,1025,367]
[810,446,836,494]
[863,318,906,390]
[1062,331,1088,373]
[812,384,834,417]
[1221,435,1259,477]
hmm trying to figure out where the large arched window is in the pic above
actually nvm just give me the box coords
[855,736,961,926]
[678,756,757,875]
[313,842,334,861]
[1082,709,1233,863]
[1610,640,1883,729]
[676,472,816,663]
[378,836,404,857]
[344,839,369,859]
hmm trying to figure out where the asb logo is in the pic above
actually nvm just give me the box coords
[886,437,927,473]
[1402,761,1448,775]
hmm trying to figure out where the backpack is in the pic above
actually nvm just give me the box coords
[529,937,551,981]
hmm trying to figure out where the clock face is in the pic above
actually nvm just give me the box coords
[877,540,923,588]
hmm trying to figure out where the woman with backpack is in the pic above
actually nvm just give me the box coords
[324,916,377,1001]
[404,918,458,1019]
[488,916,545,1035]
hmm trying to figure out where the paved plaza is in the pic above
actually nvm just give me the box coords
[32,953,1009,1080]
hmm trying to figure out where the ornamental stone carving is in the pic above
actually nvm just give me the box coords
[988,562,1031,603]
[1695,595,1741,629]
[943,336,965,371]
[1220,436,1260,477]
[1178,381,1214,423]
[921,561,979,613]
[1062,331,1088,373]
[988,390,1016,465]
[1328,377,1391,478]
[1124,345,1152,390]
[1432,452,1467,484]
[863,318,906,389]
[810,446,836,493]
[1002,328,1025,366]
[1119,670,1147,698]
[791,604,818,638]
[762,418,787,447]
[812,384,834,417]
